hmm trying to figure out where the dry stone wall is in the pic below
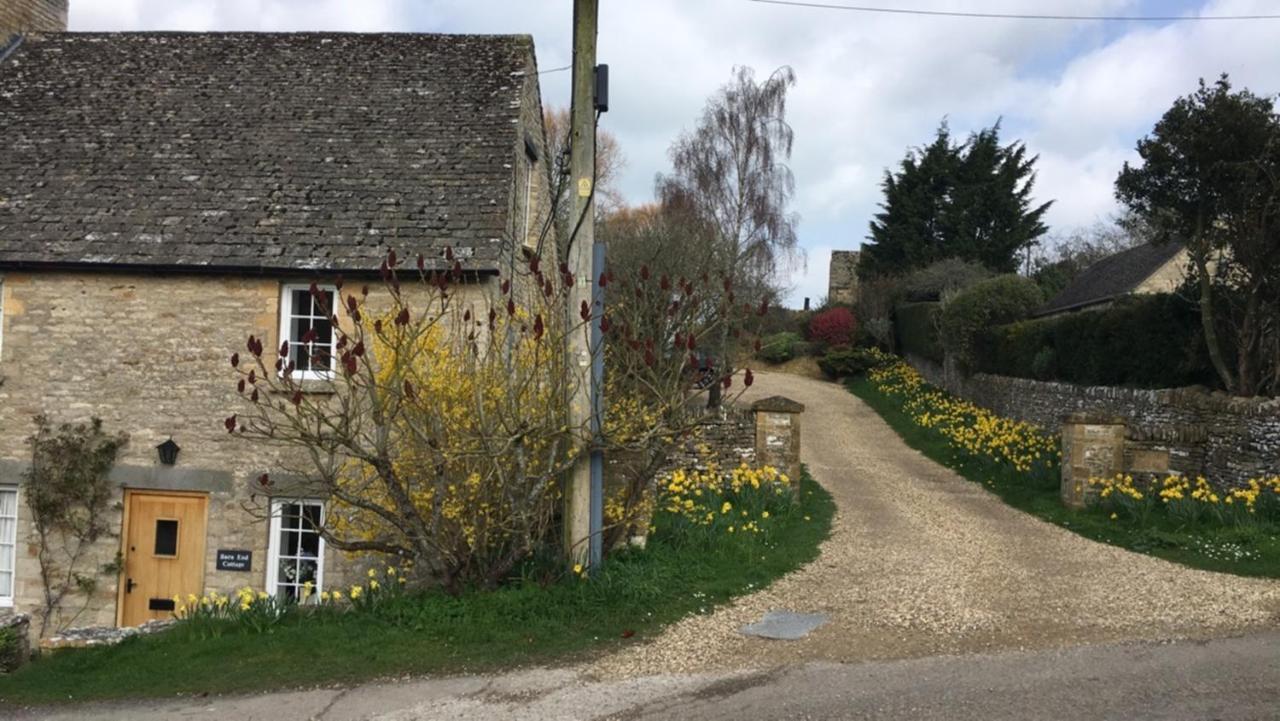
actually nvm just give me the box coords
[905,354,1280,487]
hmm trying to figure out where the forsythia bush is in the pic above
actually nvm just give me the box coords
[1089,474,1280,527]
[869,359,1059,477]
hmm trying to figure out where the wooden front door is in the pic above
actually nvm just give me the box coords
[118,491,208,627]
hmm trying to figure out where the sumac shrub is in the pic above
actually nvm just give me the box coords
[808,307,857,348]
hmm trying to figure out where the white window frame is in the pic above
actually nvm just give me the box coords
[265,498,326,603]
[0,275,6,363]
[0,485,18,608]
[278,283,338,381]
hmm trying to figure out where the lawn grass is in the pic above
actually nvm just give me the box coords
[0,473,834,706]
[847,376,1280,579]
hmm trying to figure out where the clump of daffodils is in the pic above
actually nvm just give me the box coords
[870,361,1059,475]
[1089,473,1280,526]
[655,462,793,542]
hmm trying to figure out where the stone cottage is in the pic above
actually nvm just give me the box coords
[0,31,555,637]
[1035,242,1189,318]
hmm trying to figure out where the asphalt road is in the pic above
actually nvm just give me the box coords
[20,632,1280,720]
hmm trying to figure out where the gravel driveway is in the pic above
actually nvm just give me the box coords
[593,371,1280,677]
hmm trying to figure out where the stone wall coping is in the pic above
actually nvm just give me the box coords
[1,612,30,630]
[751,396,805,414]
[1062,411,1129,426]
[969,371,1279,417]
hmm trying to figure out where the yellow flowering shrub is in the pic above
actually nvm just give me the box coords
[228,248,763,590]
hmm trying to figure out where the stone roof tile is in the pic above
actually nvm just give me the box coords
[0,32,536,273]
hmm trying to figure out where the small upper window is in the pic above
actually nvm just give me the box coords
[280,284,337,380]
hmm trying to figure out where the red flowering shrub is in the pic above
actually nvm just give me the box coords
[808,307,857,348]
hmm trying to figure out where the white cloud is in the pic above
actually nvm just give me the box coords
[65,0,1280,306]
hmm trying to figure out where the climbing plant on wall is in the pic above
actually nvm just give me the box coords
[23,416,127,636]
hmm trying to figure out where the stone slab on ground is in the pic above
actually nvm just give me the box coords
[740,610,828,640]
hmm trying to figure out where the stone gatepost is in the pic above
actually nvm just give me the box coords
[751,396,805,494]
[1060,412,1127,509]
[0,614,31,671]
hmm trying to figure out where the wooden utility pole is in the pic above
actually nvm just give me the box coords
[566,0,601,569]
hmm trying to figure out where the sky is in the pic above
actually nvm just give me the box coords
[68,0,1280,307]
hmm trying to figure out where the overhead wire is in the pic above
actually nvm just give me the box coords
[744,0,1280,21]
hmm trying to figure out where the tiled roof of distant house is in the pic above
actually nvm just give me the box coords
[1037,241,1186,316]
[0,32,540,274]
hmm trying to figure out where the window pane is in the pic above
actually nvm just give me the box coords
[283,504,301,528]
[296,559,318,585]
[313,290,333,315]
[154,519,178,556]
[283,527,299,556]
[0,570,10,597]
[279,557,298,585]
[0,489,15,517]
[0,544,12,572]
[291,289,312,316]
[300,530,320,556]
[0,517,13,546]
[302,503,322,530]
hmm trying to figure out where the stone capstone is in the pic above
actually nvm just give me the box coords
[0,613,31,672]
[41,619,176,651]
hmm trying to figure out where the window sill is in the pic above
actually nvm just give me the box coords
[0,598,13,608]
[269,381,337,396]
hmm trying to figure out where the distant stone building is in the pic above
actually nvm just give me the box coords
[1,0,67,35]
[827,250,860,306]
[1035,242,1189,318]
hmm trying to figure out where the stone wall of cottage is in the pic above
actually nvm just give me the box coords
[905,353,1280,487]
[0,270,493,636]
[0,0,67,33]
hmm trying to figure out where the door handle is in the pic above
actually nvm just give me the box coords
[125,577,137,594]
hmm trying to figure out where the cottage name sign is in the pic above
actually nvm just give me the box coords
[216,549,252,572]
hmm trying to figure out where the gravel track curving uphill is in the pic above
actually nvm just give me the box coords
[592,371,1280,678]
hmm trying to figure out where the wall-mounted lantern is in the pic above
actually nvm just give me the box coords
[156,438,181,466]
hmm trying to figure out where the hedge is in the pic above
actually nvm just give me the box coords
[894,301,943,362]
[976,293,1215,389]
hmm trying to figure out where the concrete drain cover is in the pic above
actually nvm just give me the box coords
[740,610,828,640]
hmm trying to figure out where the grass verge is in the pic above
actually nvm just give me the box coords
[0,472,834,706]
[847,376,1280,579]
